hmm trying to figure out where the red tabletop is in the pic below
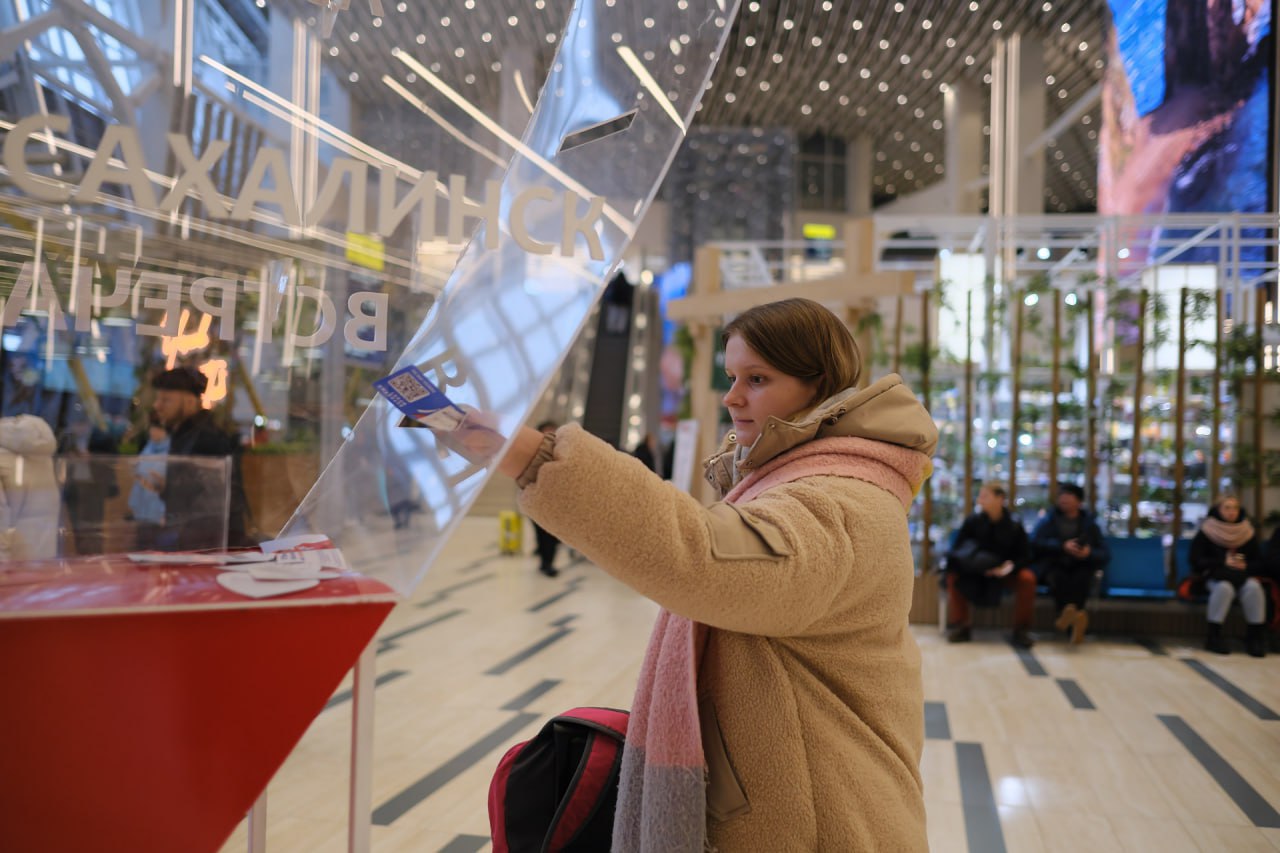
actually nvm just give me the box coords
[0,553,398,853]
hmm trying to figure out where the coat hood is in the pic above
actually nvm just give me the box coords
[0,415,56,456]
[704,374,937,497]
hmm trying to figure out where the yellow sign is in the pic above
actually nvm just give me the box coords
[802,223,837,240]
[345,232,386,272]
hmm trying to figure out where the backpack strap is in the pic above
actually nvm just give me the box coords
[546,729,624,850]
[552,707,628,740]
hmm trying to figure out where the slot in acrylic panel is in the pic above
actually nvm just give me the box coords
[282,1,742,595]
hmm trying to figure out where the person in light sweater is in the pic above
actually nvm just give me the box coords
[454,298,936,851]
[0,414,60,561]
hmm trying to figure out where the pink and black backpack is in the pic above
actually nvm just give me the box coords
[488,707,629,853]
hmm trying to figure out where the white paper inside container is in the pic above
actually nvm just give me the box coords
[282,0,743,596]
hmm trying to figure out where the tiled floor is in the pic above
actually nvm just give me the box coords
[219,516,1280,852]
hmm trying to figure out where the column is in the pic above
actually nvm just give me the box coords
[1013,36,1046,215]
[943,81,984,214]
[846,135,873,218]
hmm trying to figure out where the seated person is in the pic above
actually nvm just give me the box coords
[1030,484,1110,645]
[946,483,1037,647]
[1190,495,1265,657]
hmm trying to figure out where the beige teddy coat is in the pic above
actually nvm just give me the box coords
[518,375,937,851]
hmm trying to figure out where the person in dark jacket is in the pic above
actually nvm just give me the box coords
[151,366,254,550]
[1189,495,1265,657]
[946,483,1037,647]
[1030,483,1110,645]
[530,420,561,577]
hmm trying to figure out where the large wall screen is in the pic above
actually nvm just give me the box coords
[1100,0,1273,220]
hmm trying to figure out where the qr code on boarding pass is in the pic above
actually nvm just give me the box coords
[387,372,430,403]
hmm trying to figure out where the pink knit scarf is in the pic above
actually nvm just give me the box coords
[1201,516,1255,550]
[611,437,930,852]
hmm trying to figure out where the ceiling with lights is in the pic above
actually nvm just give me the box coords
[282,0,1108,214]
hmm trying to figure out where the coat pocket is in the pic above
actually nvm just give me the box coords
[698,693,751,822]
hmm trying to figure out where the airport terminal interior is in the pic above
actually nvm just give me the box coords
[2,0,1280,851]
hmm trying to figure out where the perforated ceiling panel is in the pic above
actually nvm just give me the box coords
[279,0,1107,212]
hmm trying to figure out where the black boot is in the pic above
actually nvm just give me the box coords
[1205,622,1230,655]
[1246,624,1267,658]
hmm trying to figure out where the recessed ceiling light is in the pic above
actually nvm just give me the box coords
[440,16,449,26]
[922,69,933,79]
[415,34,425,44]
[838,95,849,105]
[897,94,908,104]
[1061,22,1071,32]
[879,39,890,49]
[772,53,783,63]
[860,68,870,78]
[725,92,736,103]
[852,19,863,30]
[783,18,794,29]
[811,36,822,47]
[878,81,889,91]
[348,71,359,82]
[946,38,956,48]
[993,20,1002,30]
[1078,41,1088,51]
[922,20,932,30]
[837,52,848,63]
[760,81,771,91]
[800,104,812,114]
[745,35,756,46]
[349,31,359,41]
[932,120,942,129]
[818,80,830,91]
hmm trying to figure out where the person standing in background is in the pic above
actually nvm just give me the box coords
[151,367,255,550]
[531,420,561,577]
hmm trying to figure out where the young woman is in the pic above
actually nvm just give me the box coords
[482,298,935,851]
[1190,494,1266,657]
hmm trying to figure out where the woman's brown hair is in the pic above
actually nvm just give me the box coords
[721,298,862,402]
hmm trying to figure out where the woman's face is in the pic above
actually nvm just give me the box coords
[722,335,819,447]
[1219,499,1241,523]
